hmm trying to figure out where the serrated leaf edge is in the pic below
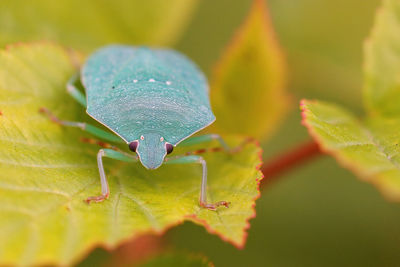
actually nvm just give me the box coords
[300,99,400,202]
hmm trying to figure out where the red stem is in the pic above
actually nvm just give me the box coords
[261,140,323,188]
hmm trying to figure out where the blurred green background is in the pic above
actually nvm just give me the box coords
[4,0,400,266]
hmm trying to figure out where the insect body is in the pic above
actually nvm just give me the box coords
[41,45,229,210]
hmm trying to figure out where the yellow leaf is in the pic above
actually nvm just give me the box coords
[0,43,263,266]
[211,0,290,140]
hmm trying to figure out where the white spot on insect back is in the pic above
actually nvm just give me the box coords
[166,81,172,85]
[133,79,138,83]
[149,78,155,82]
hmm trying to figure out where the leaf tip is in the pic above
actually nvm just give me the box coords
[187,139,264,249]
[210,0,289,140]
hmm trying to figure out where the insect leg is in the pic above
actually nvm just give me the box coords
[86,148,138,203]
[179,134,229,151]
[164,155,230,211]
[39,107,123,143]
[66,73,86,107]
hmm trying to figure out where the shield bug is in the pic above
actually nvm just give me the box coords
[40,45,230,210]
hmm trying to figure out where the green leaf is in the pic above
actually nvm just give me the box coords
[301,100,400,200]
[210,0,289,140]
[139,253,213,267]
[301,0,400,201]
[364,0,400,116]
[0,43,262,266]
[0,0,198,51]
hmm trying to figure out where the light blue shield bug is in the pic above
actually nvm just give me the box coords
[40,45,230,210]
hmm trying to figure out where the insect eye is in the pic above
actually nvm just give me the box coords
[166,143,174,154]
[129,141,138,152]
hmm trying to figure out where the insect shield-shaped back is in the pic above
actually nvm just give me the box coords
[82,45,216,149]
